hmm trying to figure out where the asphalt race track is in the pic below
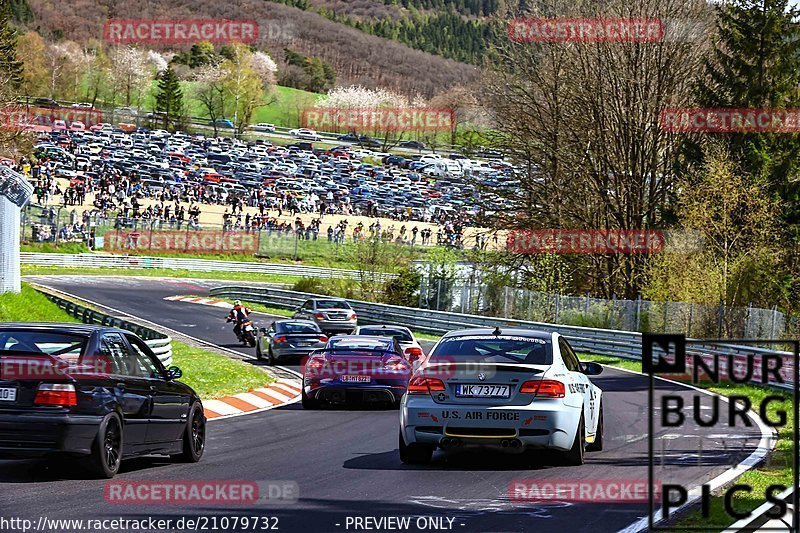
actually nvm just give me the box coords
[2,276,767,533]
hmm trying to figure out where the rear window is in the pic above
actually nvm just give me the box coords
[278,322,320,334]
[429,335,552,365]
[316,300,352,310]
[327,338,392,353]
[0,331,87,361]
[358,327,412,342]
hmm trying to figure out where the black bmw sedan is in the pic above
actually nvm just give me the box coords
[0,323,205,478]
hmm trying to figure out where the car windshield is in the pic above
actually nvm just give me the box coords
[278,322,320,334]
[359,327,412,342]
[316,300,352,310]
[0,331,87,360]
[429,335,552,365]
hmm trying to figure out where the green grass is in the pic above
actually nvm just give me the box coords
[0,284,81,323]
[20,242,91,254]
[0,284,273,400]
[170,342,273,400]
[579,352,794,530]
[21,265,300,285]
[21,237,442,272]
[102,81,320,129]
[676,382,793,529]
[579,353,642,373]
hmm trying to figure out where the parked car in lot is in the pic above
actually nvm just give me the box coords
[0,324,205,478]
[399,327,604,465]
[251,123,276,132]
[256,320,328,365]
[210,119,235,129]
[289,128,322,141]
[355,324,424,366]
[292,299,357,335]
[301,335,412,408]
[399,140,426,150]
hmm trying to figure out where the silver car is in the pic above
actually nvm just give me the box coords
[256,320,328,365]
[292,299,357,335]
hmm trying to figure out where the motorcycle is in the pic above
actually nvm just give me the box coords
[227,317,257,347]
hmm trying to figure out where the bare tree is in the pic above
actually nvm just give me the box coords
[483,0,714,297]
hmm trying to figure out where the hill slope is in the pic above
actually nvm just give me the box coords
[23,0,479,97]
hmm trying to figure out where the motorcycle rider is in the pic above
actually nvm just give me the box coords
[227,300,252,340]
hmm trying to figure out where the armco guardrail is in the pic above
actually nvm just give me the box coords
[36,288,173,366]
[21,252,395,281]
[209,285,796,390]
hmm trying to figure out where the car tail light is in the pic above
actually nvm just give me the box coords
[306,357,325,371]
[318,336,328,342]
[408,376,446,394]
[273,336,288,343]
[314,312,326,319]
[520,379,565,398]
[350,312,357,319]
[385,357,408,371]
[405,347,423,361]
[34,383,77,406]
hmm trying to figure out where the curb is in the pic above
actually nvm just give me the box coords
[164,295,232,309]
[204,378,302,420]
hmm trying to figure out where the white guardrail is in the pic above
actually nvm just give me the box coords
[208,285,797,390]
[21,252,395,281]
[36,288,173,366]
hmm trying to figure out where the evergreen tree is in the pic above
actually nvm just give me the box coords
[700,0,800,218]
[0,1,24,89]
[155,67,184,132]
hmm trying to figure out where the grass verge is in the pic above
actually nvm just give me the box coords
[170,342,273,400]
[0,284,81,322]
[2,283,273,400]
[21,265,300,285]
[579,353,793,530]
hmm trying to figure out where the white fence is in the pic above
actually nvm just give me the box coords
[20,252,395,281]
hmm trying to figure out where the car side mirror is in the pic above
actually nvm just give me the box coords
[579,362,603,376]
[167,366,183,380]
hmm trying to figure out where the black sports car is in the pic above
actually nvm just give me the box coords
[0,323,205,478]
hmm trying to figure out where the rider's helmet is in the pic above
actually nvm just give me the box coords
[234,300,242,306]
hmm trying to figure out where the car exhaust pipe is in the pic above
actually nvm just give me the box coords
[500,439,510,448]
[509,439,522,449]
[440,437,461,449]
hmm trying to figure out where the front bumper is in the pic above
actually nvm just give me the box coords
[0,411,103,458]
[400,397,576,452]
